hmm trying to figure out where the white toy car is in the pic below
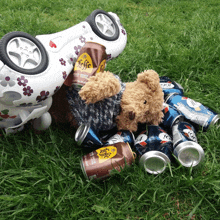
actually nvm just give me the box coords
[0,9,127,134]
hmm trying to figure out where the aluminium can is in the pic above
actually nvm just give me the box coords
[160,76,184,97]
[72,42,107,90]
[81,142,135,180]
[162,103,184,129]
[172,121,205,167]
[75,123,102,147]
[135,126,173,175]
[104,130,135,146]
[165,93,220,130]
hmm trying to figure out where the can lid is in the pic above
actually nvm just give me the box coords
[174,141,205,167]
[75,123,90,146]
[211,114,220,128]
[139,151,170,175]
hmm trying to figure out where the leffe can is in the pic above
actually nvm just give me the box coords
[172,121,205,167]
[135,126,173,175]
[162,103,184,129]
[165,93,220,130]
[72,42,107,90]
[104,130,135,146]
[160,76,184,97]
[75,123,103,147]
[81,142,135,180]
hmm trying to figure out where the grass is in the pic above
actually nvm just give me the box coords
[0,0,220,219]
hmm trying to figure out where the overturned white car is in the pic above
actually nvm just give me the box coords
[0,9,127,134]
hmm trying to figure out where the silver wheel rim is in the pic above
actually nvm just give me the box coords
[95,14,116,37]
[6,37,42,69]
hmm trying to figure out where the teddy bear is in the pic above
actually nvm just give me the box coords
[49,69,164,133]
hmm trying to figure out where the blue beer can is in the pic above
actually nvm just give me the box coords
[162,103,184,129]
[166,93,220,130]
[75,123,103,147]
[160,76,184,97]
[172,121,205,167]
[135,126,173,174]
[104,130,135,146]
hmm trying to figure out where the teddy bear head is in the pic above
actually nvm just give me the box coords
[116,70,164,131]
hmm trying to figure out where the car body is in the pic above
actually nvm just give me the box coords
[0,10,127,134]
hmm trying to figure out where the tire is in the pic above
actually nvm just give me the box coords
[86,9,119,41]
[0,31,48,75]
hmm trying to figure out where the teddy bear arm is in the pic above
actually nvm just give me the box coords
[79,71,121,103]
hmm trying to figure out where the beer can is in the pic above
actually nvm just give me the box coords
[72,42,107,90]
[162,103,184,129]
[104,130,135,146]
[75,123,102,147]
[81,142,135,180]
[165,93,220,130]
[135,126,173,175]
[172,121,205,167]
[160,76,184,97]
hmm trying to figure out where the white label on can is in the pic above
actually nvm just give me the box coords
[183,128,197,142]
[135,134,148,145]
[160,83,174,89]
[159,133,172,142]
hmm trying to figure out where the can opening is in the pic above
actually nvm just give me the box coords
[75,123,90,145]
[178,147,200,167]
[144,156,167,174]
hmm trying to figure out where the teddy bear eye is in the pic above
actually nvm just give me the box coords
[144,100,147,104]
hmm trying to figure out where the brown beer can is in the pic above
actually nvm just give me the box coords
[81,142,135,180]
[73,42,107,90]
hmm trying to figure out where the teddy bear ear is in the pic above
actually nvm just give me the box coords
[137,69,160,91]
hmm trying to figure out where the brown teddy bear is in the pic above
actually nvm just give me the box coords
[49,69,164,132]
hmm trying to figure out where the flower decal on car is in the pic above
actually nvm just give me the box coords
[36,91,50,103]
[62,71,67,80]
[17,76,28,86]
[23,86,33,96]
[0,75,16,87]
[0,109,16,121]
[74,45,82,56]
[79,36,86,43]
[59,58,66,66]
[121,29,126,35]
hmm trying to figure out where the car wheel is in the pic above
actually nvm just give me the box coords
[86,9,119,41]
[0,31,48,75]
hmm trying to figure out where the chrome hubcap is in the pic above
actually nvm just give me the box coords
[6,37,42,69]
[95,14,116,37]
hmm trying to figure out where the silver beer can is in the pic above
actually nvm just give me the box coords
[172,121,205,167]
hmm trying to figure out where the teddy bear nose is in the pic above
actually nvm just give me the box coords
[129,111,136,120]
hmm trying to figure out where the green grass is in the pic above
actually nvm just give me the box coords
[0,0,220,219]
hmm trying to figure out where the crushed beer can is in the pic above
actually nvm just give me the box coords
[81,142,135,180]
[165,93,220,130]
[104,130,135,146]
[172,121,205,167]
[75,123,103,147]
[135,126,173,175]
[160,76,184,98]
